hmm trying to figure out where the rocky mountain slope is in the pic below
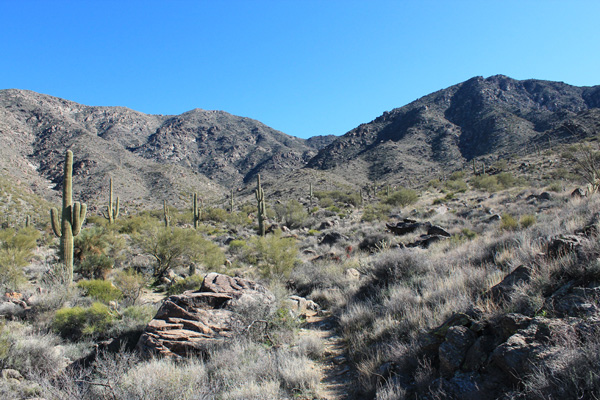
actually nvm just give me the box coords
[0,89,328,208]
[1,75,600,209]
[307,75,600,186]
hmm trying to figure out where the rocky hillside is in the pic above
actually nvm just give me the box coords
[307,75,600,186]
[0,89,325,208]
[2,76,600,208]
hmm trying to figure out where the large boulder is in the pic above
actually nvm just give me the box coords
[137,273,275,358]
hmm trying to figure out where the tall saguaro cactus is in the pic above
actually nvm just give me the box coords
[193,193,201,229]
[229,189,235,214]
[50,150,87,284]
[163,200,171,228]
[309,182,313,209]
[255,174,266,236]
[102,178,119,224]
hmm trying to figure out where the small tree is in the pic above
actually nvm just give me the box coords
[134,227,225,280]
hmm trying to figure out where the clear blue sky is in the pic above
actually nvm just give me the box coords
[1,1,599,139]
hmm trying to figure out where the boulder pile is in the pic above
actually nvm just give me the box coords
[137,273,275,358]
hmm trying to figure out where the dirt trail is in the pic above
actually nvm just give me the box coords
[300,312,357,400]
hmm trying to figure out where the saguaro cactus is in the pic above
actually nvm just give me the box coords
[50,150,87,284]
[163,200,171,228]
[229,189,235,214]
[309,182,313,209]
[102,178,119,224]
[193,193,201,229]
[255,174,266,236]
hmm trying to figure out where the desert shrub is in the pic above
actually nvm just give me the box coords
[384,188,419,207]
[117,214,158,235]
[471,174,501,192]
[274,199,308,228]
[246,231,298,279]
[112,269,148,306]
[296,333,324,360]
[428,178,441,188]
[547,181,563,192]
[0,323,67,377]
[501,213,519,231]
[444,179,468,192]
[202,207,228,223]
[520,214,536,228]
[77,254,114,280]
[77,279,123,303]
[0,227,40,291]
[496,171,516,188]
[134,227,225,279]
[167,274,203,295]
[362,203,392,222]
[110,304,156,336]
[449,171,466,180]
[74,227,110,262]
[52,302,116,340]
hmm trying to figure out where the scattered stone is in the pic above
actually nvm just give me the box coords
[571,188,586,198]
[333,355,347,365]
[486,265,532,305]
[439,326,476,376]
[288,295,319,317]
[319,231,347,246]
[485,214,502,223]
[386,219,431,236]
[1,369,23,381]
[344,268,360,282]
[427,225,451,237]
[546,235,584,258]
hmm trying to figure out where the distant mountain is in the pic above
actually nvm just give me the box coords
[2,75,599,209]
[307,75,600,185]
[0,89,321,208]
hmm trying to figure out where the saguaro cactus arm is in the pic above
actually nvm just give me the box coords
[50,208,62,237]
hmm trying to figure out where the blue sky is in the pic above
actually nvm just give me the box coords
[1,1,599,139]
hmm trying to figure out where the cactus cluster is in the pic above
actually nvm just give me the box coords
[102,178,119,224]
[255,174,266,236]
[50,150,87,283]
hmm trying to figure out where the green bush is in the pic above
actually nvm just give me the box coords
[361,203,392,222]
[0,227,40,290]
[77,279,123,303]
[167,274,203,295]
[112,269,148,306]
[246,231,298,279]
[274,199,308,228]
[444,179,468,192]
[500,213,519,231]
[134,227,225,279]
[52,302,116,339]
[77,254,114,280]
[471,175,501,192]
[448,171,466,180]
[520,214,536,228]
[384,188,419,207]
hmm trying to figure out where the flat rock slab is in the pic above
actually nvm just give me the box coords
[137,273,274,358]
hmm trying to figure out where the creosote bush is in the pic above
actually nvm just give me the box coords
[52,302,116,340]
[77,279,123,304]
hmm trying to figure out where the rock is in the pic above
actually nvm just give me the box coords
[344,268,360,282]
[386,219,431,236]
[546,235,584,258]
[427,225,451,237]
[462,335,495,371]
[406,234,447,248]
[439,326,476,376]
[1,369,23,381]
[318,220,336,230]
[288,295,319,317]
[538,192,551,200]
[571,188,586,198]
[431,313,474,338]
[485,214,502,223]
[137,273,275,358]
[486,265,532,305]
[497,313,532,340]
[491,333,542,383]
[319,231,347,246]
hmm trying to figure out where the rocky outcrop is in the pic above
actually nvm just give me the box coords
[137,273,275,358]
